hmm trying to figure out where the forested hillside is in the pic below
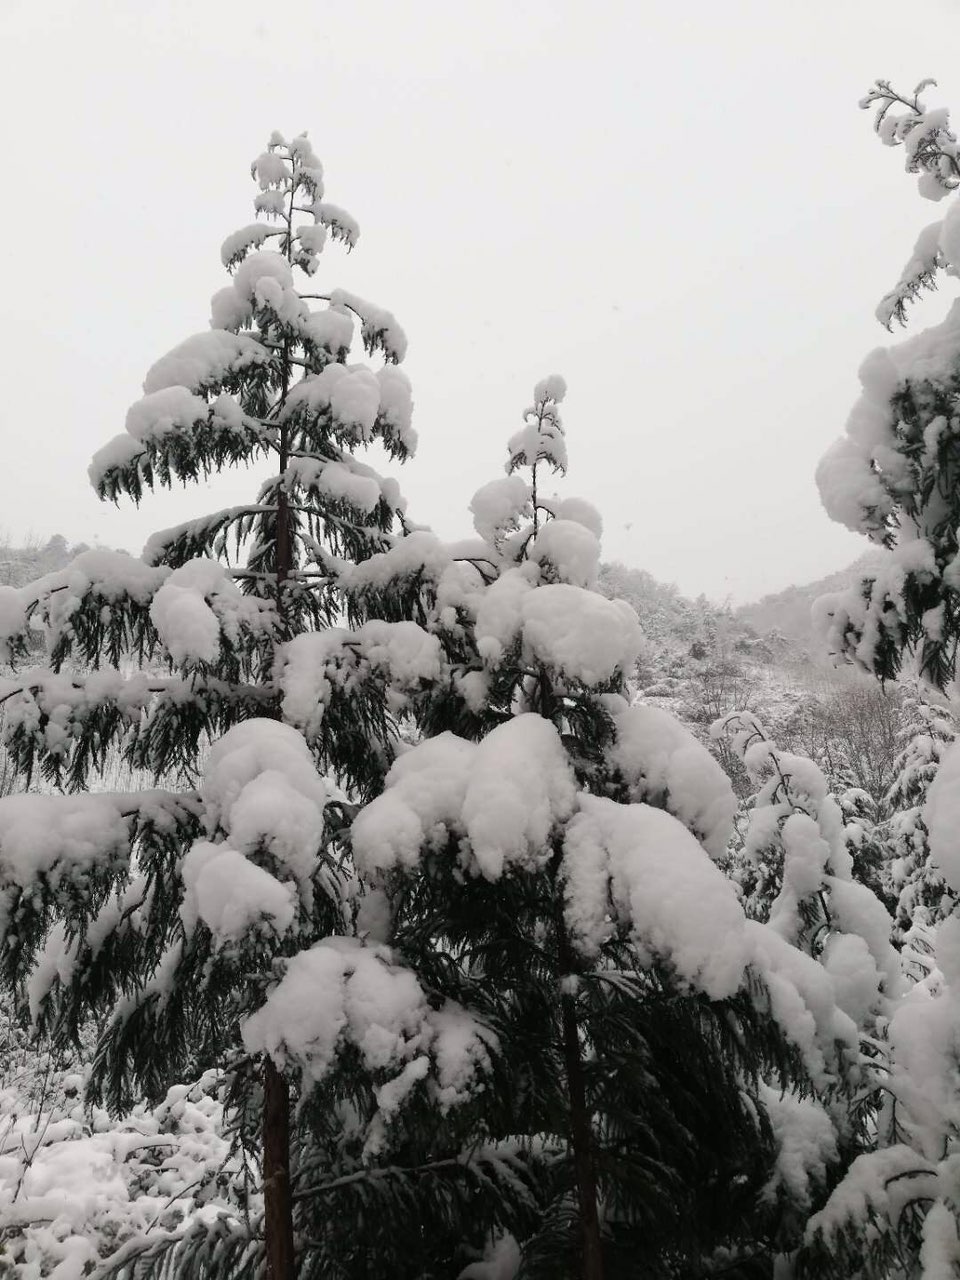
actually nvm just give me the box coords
[0,536,89,588]
[735,551,886,656]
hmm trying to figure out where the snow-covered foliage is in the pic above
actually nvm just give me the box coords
[267,378,899,1275]
[803,88,960,1268]
[6,100,958,1279]
[881,683,958,947]
[715,712,900,1029]
[0,132,440,1279]
[0,1048,250,1280]
[816,81,960,689]
[800,913,960,1279]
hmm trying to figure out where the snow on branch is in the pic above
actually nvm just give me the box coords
[242,936,498,1154]
[327,288,407,364]
[876,220,943,329]
[861,79,960,199]
[280,361,416,458]
[0,788,201,977]
[604,695,737,858]
[277,622,441,742]
[507,375,568,478]
[143,332,273,396]
[90,395,272,504]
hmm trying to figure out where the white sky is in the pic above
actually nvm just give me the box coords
[3,0,960,603]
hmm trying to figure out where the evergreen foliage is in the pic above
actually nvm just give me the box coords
[250,383,879,1277]
[0,132,423,1276]
[3,101,953,1280]
[801,78,960,1280]
[881,682,958,946]
[817,80,960,688]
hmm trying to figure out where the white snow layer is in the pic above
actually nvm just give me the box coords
[148,557,271,668]
[758,1084,838,1208]
[818,299,960,535]
[281,361,415,453]
[351,715,577,881]
[0,1070,242,1280]
[179,719,333,944]
[561,795,749,998]
[242,937,496,1120]
[475,570,641,685]
[277,622,441,739]
[605,699,736,858]
[530,519,600,588]
[142,330,271,395]
[180,840,296,943]
[469,475,531,547]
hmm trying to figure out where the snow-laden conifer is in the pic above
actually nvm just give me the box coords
[245,381,877,1277]
[799,909,960,1279]
[711,712,960,1280]
[0,132,427,1278]
[816,81,960,688]
[881,682,958,955]
[715,711,900,1018]
[798,81,960,1277]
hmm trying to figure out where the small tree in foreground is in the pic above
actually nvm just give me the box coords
[238,382,875,1277]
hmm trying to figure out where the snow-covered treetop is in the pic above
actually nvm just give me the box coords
[506,374,567,483]
[91,130,412,517]
[858,81,960,328]
[862,80,959,201]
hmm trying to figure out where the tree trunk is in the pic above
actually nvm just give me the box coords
[263,1056,296,1279]
[555,898,604,1280]
[263,323,295,1276]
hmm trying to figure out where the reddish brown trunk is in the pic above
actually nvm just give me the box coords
[560,989,604,1280]
[276,486,292,609]
[263,1055,296,1280]
[263,331,295,1274]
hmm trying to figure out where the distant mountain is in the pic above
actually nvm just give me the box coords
[600,551,898,673]
[734,550,886,656]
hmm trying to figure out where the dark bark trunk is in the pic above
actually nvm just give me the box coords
[263,1056,296,1279]
[555,894,604,1280]
[559,989,604,1280]
[263,304,296,1275]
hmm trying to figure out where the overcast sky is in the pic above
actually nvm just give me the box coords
[3,0,960,603]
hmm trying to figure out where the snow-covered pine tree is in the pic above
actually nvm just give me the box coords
[711,714,941,1280]
[242,380,870,1277]
[0,132,422,1277]
[714,711,900,998]
[882,681,958,949]
[799,690,960,1277]
[816,79,960,689]
[794,79,960,1279]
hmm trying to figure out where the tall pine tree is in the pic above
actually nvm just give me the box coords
[0,131,423,1278]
